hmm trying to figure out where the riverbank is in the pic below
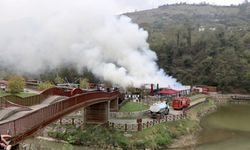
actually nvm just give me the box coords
[169,98,217,148]
[41,97,216,149]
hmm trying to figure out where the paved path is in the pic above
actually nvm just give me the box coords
[109,97,207,124]
[24,88,41,94]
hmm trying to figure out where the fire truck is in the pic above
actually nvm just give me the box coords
[172,96,191,110]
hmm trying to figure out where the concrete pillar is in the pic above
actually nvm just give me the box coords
[107,101,110,121]
[110,98,119,112]
[85,101,109,124]
[82,108,86,123]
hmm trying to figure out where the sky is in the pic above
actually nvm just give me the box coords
[112,0,245,13]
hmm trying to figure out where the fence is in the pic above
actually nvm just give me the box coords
[55,117,84,127]
[107,114,187,132]
[110,110,148,119]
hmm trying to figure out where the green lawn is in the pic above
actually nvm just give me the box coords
[0,90,10,97]
[0,90,37,98]
[15,92,37,98]
[120,101,149,112]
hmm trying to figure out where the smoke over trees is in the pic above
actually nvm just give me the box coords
[0,0,185,89]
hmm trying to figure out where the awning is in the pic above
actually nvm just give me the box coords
[158,89,179,95]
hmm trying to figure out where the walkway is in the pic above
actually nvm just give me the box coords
[109,97,207,124]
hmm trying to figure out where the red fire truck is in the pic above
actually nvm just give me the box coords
[172,96,191,110]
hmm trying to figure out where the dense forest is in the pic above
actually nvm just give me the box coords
[125,2,250,93]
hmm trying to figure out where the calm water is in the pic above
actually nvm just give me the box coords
[176,104,250,150]
[22,104,250,150]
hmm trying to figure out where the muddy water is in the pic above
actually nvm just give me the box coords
[176,103,250,150]
[22,104,250,150]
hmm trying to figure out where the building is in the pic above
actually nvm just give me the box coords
[0,80,8,91]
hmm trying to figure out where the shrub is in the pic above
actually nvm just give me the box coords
[8,75,25,94]
[38,81,54,91]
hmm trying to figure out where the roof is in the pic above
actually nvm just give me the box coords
[0,80,8,85]
[158,89,179,95]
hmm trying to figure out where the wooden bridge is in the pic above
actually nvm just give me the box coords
[0,87,121,145]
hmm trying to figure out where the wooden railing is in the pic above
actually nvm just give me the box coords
[0,94,49,107]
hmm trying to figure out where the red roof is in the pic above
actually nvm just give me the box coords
[0,80,8,85]
[159,89,179,95]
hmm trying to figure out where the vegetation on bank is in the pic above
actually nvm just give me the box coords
[119,101,149,112]
[48,120,199,149]
[188,94,207,102]
[48,99,216,149]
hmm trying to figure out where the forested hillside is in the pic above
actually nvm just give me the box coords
[125,2,250,93]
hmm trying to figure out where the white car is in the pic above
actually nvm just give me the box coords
[149,102,169,117]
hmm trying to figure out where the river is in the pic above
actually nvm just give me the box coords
[21,104,250,150]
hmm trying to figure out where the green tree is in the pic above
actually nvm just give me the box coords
[8,75,25,94]
[38,81,54,91]
[242,32,250,48]
[80,78,89,89]
[55,76,64,84]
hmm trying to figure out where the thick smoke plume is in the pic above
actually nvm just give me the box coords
[0,0,185,89]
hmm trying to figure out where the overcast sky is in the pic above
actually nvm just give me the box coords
[113,0,245,13]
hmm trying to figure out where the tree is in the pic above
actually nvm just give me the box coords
[38,81,54,91]
[80,78,89,89]
[8,75,25,94]
[242,32,250,48]
[55,76,64,84]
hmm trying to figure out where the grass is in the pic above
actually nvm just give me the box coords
[15,92,37,98]
[187,98,216,120]
[49,119,200,149]
[119,101,149,112]
[0,90,37,98]
[48,99,217,149]
[188,94,207,102]
[0,90,10,97]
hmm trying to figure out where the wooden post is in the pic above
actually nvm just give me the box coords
[137,118,142,131]
[125,124,128,132]
[137,123,142,131]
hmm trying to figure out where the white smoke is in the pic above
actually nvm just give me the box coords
[0,0,185,90]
